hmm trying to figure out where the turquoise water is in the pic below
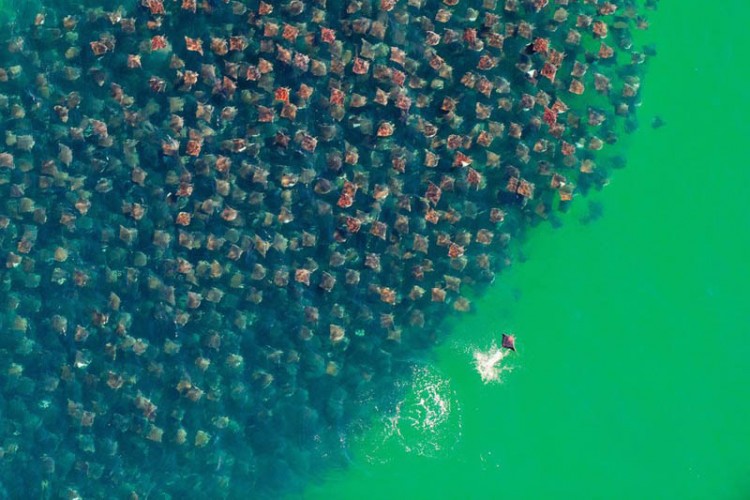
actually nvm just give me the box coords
[2,0,746,498]
[304,1,750,498]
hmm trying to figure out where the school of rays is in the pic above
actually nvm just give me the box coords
[0,0,651,496]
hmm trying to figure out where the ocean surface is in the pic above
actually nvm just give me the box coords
[303,2,750,499]
[0,0,747,499]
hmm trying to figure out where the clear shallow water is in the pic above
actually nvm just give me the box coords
[302,2,750,498]
[0,0,746,498]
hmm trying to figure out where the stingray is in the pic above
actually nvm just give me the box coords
[501,333,517,352]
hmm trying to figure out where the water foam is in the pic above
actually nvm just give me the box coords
[364,365,461,462]
[473,343,513,384]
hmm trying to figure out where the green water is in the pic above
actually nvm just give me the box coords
[303,2,750,498]
[0,0,744,497]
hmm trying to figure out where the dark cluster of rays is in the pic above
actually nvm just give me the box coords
[0,0,653,497]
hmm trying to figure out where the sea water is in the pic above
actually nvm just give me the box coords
[302,2,750,498]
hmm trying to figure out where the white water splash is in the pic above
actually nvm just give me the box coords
[363,365,462,462]
[473,343,513,384]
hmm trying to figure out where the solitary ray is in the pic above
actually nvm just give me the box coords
[501,333,517,352]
